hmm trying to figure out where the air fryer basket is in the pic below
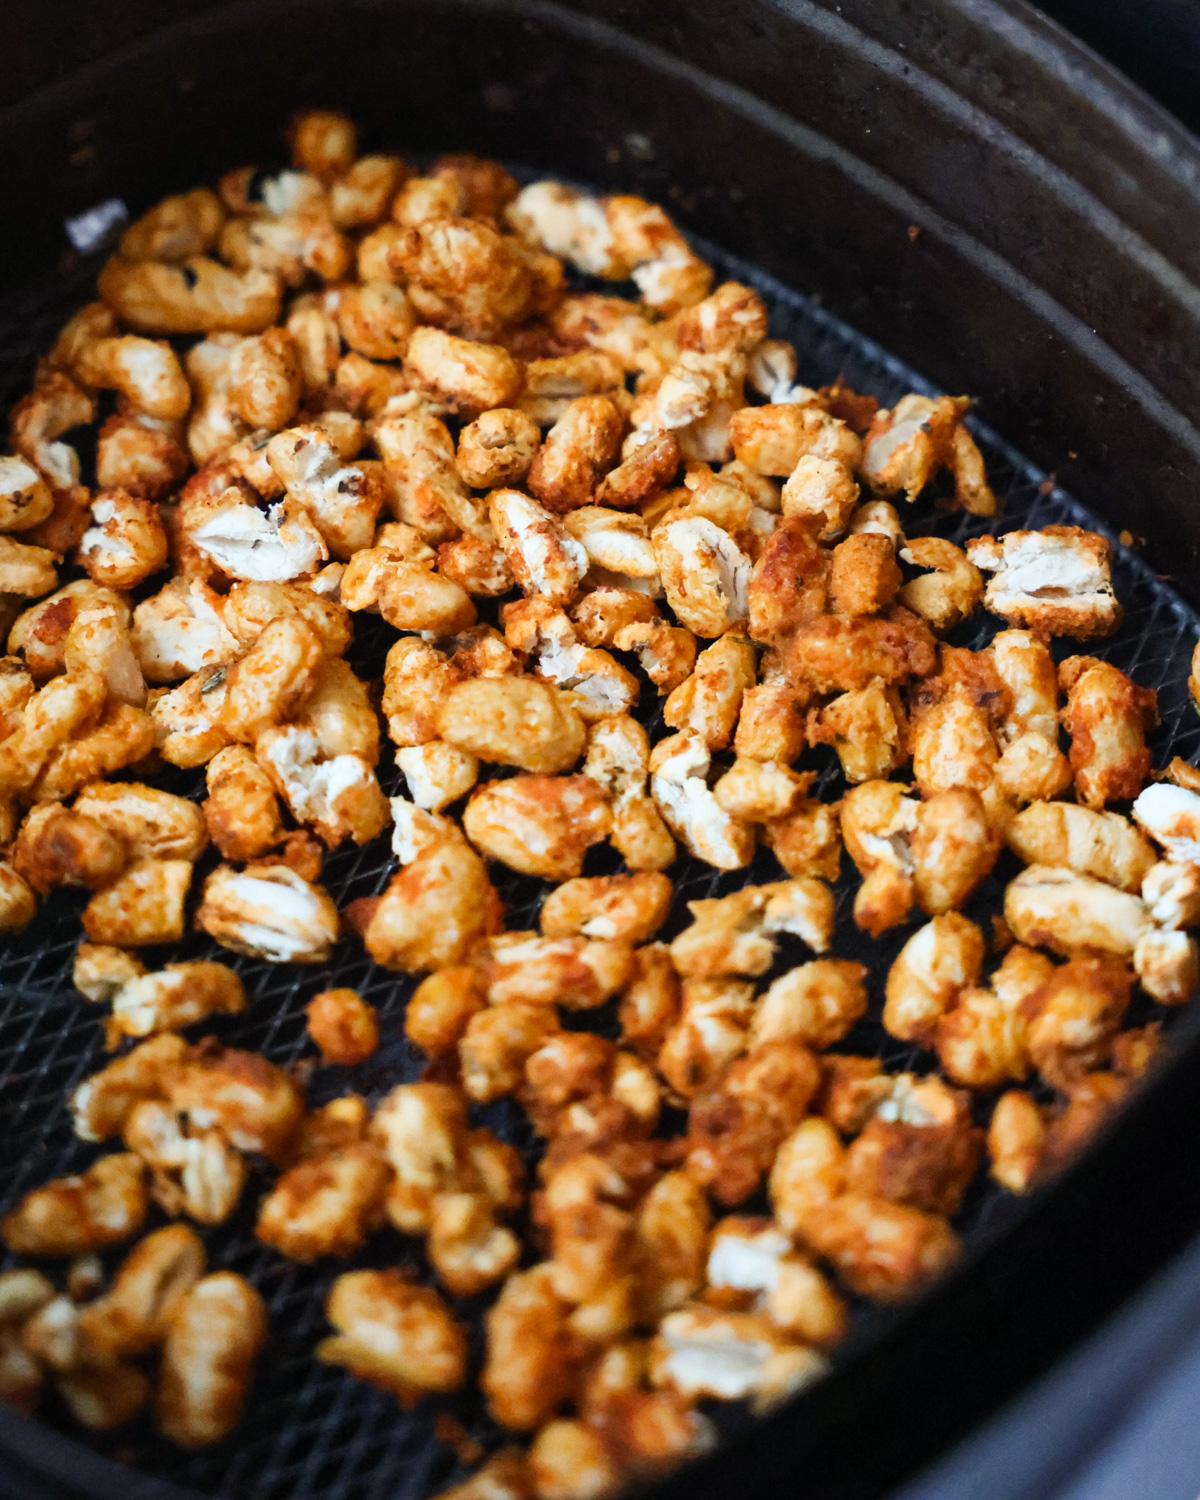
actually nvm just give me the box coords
[5,4,1200,1500]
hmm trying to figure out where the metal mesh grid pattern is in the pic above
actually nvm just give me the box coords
[0,225,1198,1500]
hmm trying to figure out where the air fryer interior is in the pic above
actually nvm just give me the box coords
[3,4,1200,1500]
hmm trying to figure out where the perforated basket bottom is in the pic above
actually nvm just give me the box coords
[1,222,1198,1500]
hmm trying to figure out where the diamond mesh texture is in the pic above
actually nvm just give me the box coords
[0,226,1198,1500]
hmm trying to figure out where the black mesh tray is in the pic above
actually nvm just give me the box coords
[0,222,1197,1500]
